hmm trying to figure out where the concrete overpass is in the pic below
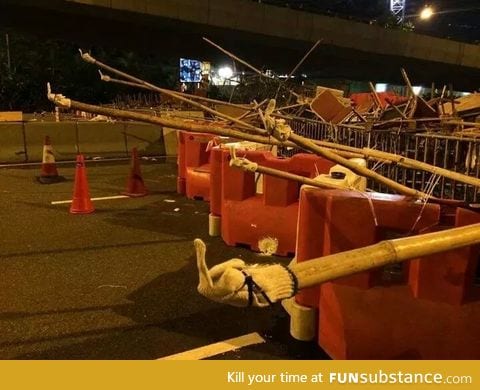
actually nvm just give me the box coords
[1,0,480,90]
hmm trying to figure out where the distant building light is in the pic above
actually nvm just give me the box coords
[412,86,422,95]
[375,83,388,93]
[218,66,233,79]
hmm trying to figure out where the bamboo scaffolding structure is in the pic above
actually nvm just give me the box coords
[100,71,251,111]
[203,37,267,79]
[291,223,480,289]
[80,51,267,135]
[202,37,300,98]
[47,89,466,201]
[231,99,268,123]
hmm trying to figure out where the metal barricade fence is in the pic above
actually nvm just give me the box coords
[283,117,480,203]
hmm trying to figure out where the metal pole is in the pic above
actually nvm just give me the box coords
[5,33,11,73]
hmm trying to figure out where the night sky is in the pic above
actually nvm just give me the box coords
[278,1,480,43]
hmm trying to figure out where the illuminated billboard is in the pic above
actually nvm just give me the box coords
[179,58,202,83]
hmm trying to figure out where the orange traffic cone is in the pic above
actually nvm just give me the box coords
[70,154,94,214]
[36,136,65,184]
[122,147,148,197]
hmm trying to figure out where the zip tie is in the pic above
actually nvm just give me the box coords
[229,146,259,172]
[98,70,111,82]
[272,119,292,142]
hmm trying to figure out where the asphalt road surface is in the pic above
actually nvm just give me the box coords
[0,159,328,359]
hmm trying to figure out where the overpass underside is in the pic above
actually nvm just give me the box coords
[1,0,480,90]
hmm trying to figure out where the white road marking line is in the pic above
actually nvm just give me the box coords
[51,195,129,205]
[158,332,266,360]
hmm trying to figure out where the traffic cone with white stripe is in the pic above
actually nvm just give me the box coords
[36,136,65,184]
[122,147,148,197]
[70,154,94,214]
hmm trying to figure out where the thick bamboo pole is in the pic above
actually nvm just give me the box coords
[47,90,287,146]
[292,223,480,289]
[362,148,480,188]
[311,141,480,188]
[288,133,429,199]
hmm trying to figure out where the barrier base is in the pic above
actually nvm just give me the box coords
[186,163,211,201]
[319,283,480,359]
[177,177,186,195]
[209,213,221,237]
[36,175,66,184]
[282,297,316,341]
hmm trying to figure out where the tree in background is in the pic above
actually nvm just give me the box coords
[0,29,177,112]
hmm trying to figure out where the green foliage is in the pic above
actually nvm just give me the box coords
[0,29,177,112]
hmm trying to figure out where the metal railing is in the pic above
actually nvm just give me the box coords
[283,117,480,203]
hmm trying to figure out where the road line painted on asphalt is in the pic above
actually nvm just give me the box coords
[158,332,266,360]
[51,195,129,205]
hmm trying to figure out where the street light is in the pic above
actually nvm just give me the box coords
[419,5,434,20]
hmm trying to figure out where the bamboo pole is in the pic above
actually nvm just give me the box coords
[202,37,300,98]
[401,68,415,97]
[287,40,322,81]
[387,100,408,119]
[368,81,383,110]
[292,223,480,289]
[203,37,267,79]
[309,140,480,188]
[275,39,322,98]
[362,148,480,188]
[47,90,289,147]
[80,51,267,135]
[230,155,347,191]
[231,99,268,123]
[288,133,430,199]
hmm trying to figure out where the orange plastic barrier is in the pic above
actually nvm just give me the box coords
[212,149,333,256]
[295,187,480,358]
[177,131,215,201]
[295,188,441,307]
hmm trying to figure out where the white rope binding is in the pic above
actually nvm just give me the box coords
[46,83,71,108]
